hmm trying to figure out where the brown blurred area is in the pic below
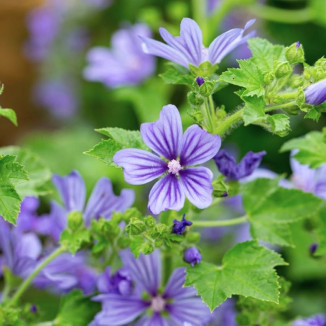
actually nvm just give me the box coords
[0,0,47,146]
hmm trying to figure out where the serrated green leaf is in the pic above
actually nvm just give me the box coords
[0,147,52,197]
[265,114,290,137]
[185,241,287,311]
[243,96,266,126]
[0,108,17,126]
[242,178,323,246]
[85,128,149,167]
[53,290,100,326]
[280,131,326,168]
[304,107,321,121]
[248,38,285,74]
[220,58,265,97]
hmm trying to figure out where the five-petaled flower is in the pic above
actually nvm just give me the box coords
[140,17,255,69]
[113,105,221,215]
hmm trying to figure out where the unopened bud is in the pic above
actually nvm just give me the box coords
[275,62,292,78]
[187,91,204,106]
[285,41,304,64]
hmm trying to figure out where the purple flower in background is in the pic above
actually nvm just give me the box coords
[97,267,132,295]
[172,214,192,235]
[84,24,155,88]
[293,314,326,326]
[184,247,202,266]
[91,250,211,326]
[304,79,326,105]
[35,252,97,295]
[83,0,112,9]
[0,218,42,279]
[209,299,238,326]
[114,105,221,215]
[214,149,266,181]
[43,170,134,240]
[140,18,255,69]
[34,79,78,119]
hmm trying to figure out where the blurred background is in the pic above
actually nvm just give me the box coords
[1,0,326,319]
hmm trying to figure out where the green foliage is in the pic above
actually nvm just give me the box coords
[212,175,229,197]
[0,84,17,126]
[241,178,323,246]
[159,63,194,86]
[185,241,287,311]
[60,212,91,254]
[52,290,100,326]
[85,127,148,167]
[0,155,28,224]
[316,204,326,256]
[236,277,292,326]
[281,130,326,168]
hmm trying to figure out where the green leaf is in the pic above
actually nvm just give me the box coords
[220,58,265,97]
[242,178,323,246]
[85,127,149,167]
[316,204,326,256]
[159,63,194,86]
[304,107,321,121]
[248,38,285,74]
[185,241,287,311]
[265,114,290,137]
[243,96,266,126]
[280,130,326,168]
[0,108,17,126]
[53,290,100,326]
[0,147,52,197]
[0,155,28,224]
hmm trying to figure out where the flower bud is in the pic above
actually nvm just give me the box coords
[142,242,154,254]
[289,74,303,88]
[196,76,205,86]
[198,81,215,97]
[315,57,326,70]
[67,211,83,230]
[275,62,292,78]
[126,218,146,235]
[187,91,204,106]
[172,214,192,235]
[304,79,326,105]
[263,72,274,85]
[183,247,202,266]
[144,216,156,227]
[285,41,304,64]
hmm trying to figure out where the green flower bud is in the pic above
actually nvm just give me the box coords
[289,74,303,88]
[275,62,292,78]
[67,211,83,231]
[142,242,154,255]
[187,107,204,123]
[312,67,326,81]
[283,105,300,115]
[296,88,305,108]
[126,218,146,235]
[315,57,326,70]
[187,91,204,106]
[144,216,156,227]
[285,42,304,64]
[198,81,215,97]
[263,72,275,85]
[186,232,201,243]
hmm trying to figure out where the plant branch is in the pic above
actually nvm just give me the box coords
[193,215,248,227]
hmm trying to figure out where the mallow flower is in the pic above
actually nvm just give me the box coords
[292,314,326,326]
[90,250,211,326]
[304,79,326,105]
[38,170,134,240]
[84,24,155,88]
[114,105,221,215]
[140,17,255,69]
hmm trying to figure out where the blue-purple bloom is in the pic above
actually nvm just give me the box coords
[34,79,78,119]
[196,77,205,86]
[209,299,238,326]
[114,105,221,215]
[140,18,255,69]
[293,314,326,326]
[91,250,211,325]
[290,152,326,199]
[304,79,326,105]
[84,24,155,88]
[184,247,202,266]
[214,149,266,181]
[172,214,192,235]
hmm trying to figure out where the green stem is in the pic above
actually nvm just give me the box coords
[204,98,214,132]
[2,282,11,302]
[7,247,66,307]
[34,322,53,326]
[194,215,248,227]
[163,252,173,286]
[246,5,313,24]
[214,101,297,136]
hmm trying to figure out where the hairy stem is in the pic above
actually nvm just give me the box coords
[7,246,66,307]
[193,215,248,227]
[246,5,313,24]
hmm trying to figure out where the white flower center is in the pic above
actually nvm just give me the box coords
[151,296,166,312]
[168,159,182,175]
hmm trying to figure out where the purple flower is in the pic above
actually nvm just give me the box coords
[113,105,221,215]
[91,250,211,325]
[35,252,97,295]
[290,152,326,199]
[304,79,326,105]
[97,267,132,295]
[184,247,202,266]
[172,214,193,235]
[209,299,238,326]
[196,77,205,86]
[0,218,42,279]
[214,150,266,181]
[33,79,78,119]
[293,314,326,326]
[140,18,255,69]
[43,170,134,240]
[84,24,155,88]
